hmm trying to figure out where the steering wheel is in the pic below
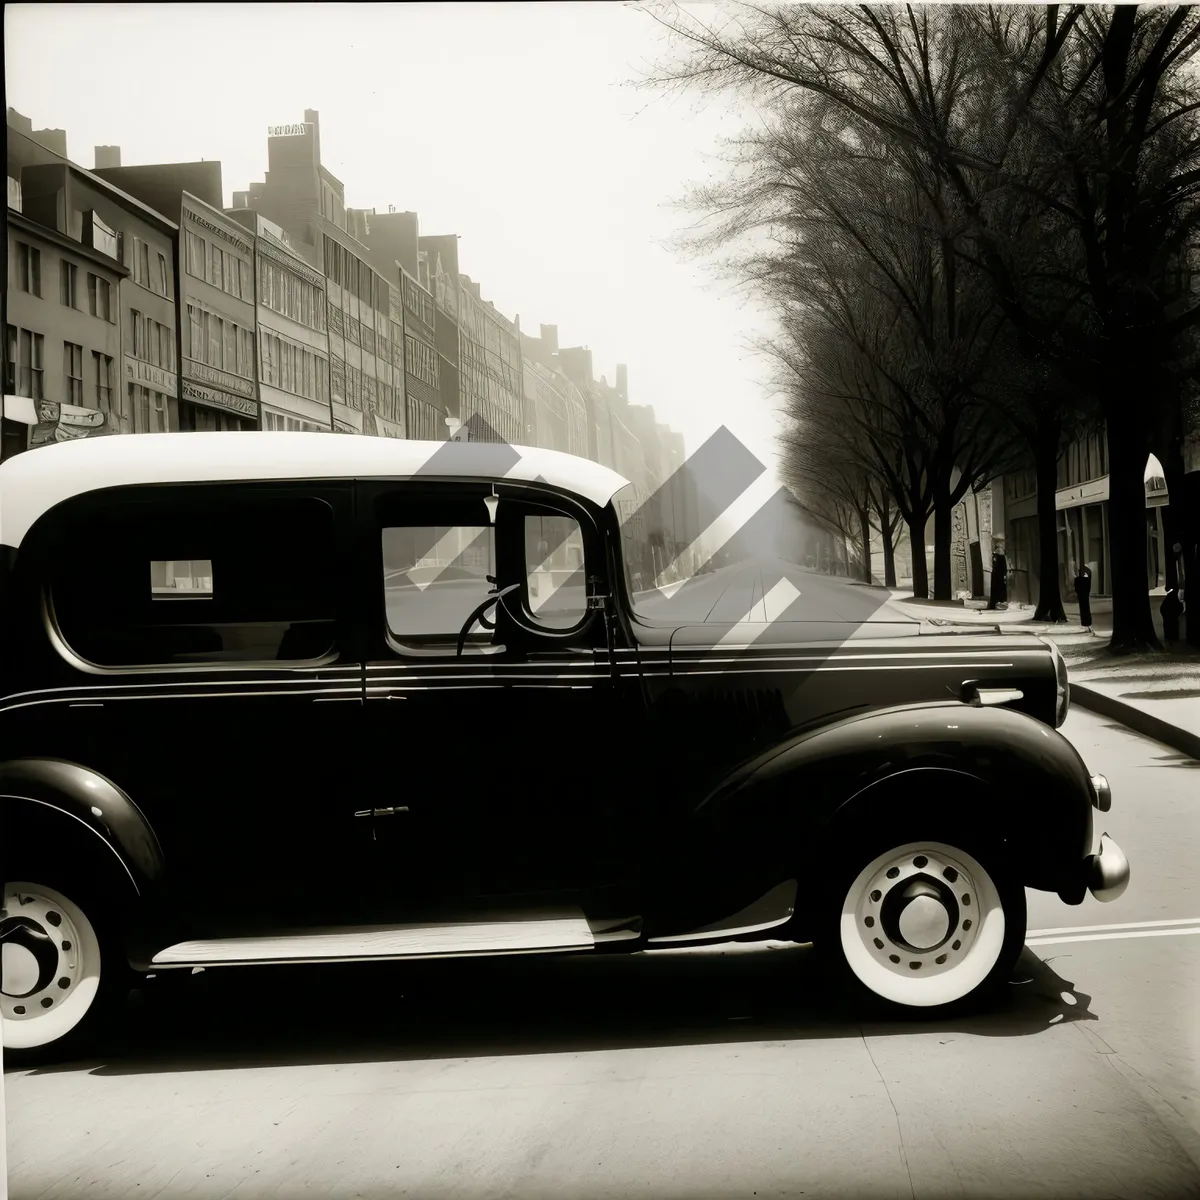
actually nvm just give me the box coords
[456,583,520,658]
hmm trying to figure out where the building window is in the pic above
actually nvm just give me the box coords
[60,261,79,308]
[239,258,252,300]
[223,321,237,372]
[209,243,223,290]
[93,351,113,412]
[207,313,222,368]
[63,341,84,405]
[224,251,239,298]
[158,252,169,297]
[187,304,204,362]
[186,230,205,279]
[5,326,16,394]
[87,273,113,322]
[159,321,174,372]
[15,242,41,295]
[128,309,143,358]
[27,330,44,399]
[238,326,254,379]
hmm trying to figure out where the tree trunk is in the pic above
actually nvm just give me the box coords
[1105,401,1159,653]
[882,501,898,588]
[858,506,873,583]
[932,478,954,601]
[908,518,929,598]
[1032,426,1067,623]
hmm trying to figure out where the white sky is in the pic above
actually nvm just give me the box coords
[5,1,786,481]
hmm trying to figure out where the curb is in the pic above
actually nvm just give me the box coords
[1070,682,1200,762]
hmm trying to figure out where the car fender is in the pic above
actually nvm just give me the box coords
[666,701,1095,923]
[0,757,164,897]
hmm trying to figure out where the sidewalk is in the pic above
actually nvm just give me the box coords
[885,590,1200,760]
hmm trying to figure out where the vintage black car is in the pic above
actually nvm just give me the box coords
[0,432,1128,1062]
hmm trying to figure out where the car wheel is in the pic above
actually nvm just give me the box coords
[2,878,127,1065]
[826,838,1026,1015]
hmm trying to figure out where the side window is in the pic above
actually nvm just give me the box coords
[50,491,342,668]
[382,522,495,644]
[524,513,587,629]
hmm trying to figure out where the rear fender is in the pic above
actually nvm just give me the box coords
[0,758,164,898]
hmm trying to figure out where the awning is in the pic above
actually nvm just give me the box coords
[3,395,39,425]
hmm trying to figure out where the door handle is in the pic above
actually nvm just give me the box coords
[353,806,410,818]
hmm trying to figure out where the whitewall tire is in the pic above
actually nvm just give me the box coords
[2,881,108,1055]
[833,840,1024,1012]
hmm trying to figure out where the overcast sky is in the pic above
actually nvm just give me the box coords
[5,1,785,480]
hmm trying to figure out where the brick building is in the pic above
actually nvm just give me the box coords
[234,112,402,438]
[457,276,524,445]
[352,208,445,440]
[92,157,259,431]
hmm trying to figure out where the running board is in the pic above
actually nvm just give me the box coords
[151,911,639,968]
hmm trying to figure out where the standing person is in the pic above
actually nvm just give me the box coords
[1075,564,1094,632]
[1161,585,1183,645]
[988,540,1008,611]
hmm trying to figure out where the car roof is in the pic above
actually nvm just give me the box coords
[0,432,632,549]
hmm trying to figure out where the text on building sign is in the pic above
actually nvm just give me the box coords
[268,124,309,137]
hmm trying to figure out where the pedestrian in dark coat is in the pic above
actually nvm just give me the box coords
[1075,564,1093,631]
[1161,587,1184,645]
[988,544,1008,611]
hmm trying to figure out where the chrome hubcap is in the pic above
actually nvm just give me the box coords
[857,849,981,977]
[0,891,82,1022]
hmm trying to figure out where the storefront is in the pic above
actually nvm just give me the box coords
[179,377,258,432]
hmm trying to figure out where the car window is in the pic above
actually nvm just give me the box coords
[50,490,342,667]
[524,513,587,629]
[382,524,495,641]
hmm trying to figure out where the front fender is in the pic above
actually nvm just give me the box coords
[0,757,165,896]
[663,701,1096,926]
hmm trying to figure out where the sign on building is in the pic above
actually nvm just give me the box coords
[267,123,309,137]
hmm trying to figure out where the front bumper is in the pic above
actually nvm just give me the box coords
[1085,833,1130,903]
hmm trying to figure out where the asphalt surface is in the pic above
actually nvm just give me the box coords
[4,707,1198,1200]
[633,559,903,626]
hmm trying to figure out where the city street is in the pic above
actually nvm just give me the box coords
[634,560,905,626]
[5,706,1198,1200]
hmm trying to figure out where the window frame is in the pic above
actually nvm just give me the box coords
[36,480,360,676]
[357,480,606,663]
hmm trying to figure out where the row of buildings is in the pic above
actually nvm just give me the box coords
[4,108,700,583]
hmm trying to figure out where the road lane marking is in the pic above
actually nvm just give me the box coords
[1028,927,1200,947]
[1027,917,1200,938]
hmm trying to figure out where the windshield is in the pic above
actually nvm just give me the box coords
[613,481,701,616]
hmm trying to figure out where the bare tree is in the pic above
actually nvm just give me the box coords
[645,1,1200,650]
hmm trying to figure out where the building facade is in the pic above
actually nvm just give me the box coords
[457,276,524,445]
[235,112,402,438]
[6,114,176,456]
[92,160,258,432]
[998,424,1189,605]
[352,208,444,440]
[227,209,332,432]
[520,325,590,456]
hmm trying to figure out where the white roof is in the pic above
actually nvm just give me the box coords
[0,432,630,549]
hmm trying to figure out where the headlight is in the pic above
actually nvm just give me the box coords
[1049,640,1070,727]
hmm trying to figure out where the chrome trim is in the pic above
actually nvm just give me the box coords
[646,880,797,945]
[151,914,596,965]
[1087,834,1129,903]
[974,687,1025,705]
[1090,774,1112,813]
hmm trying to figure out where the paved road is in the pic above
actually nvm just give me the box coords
[634,559,905,626]
[5,706,1199,1200]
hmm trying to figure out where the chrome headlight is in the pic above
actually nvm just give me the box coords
[1048,639,1070,727]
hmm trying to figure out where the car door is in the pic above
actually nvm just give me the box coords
[356,478,644,922]
[27,480,372,939]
